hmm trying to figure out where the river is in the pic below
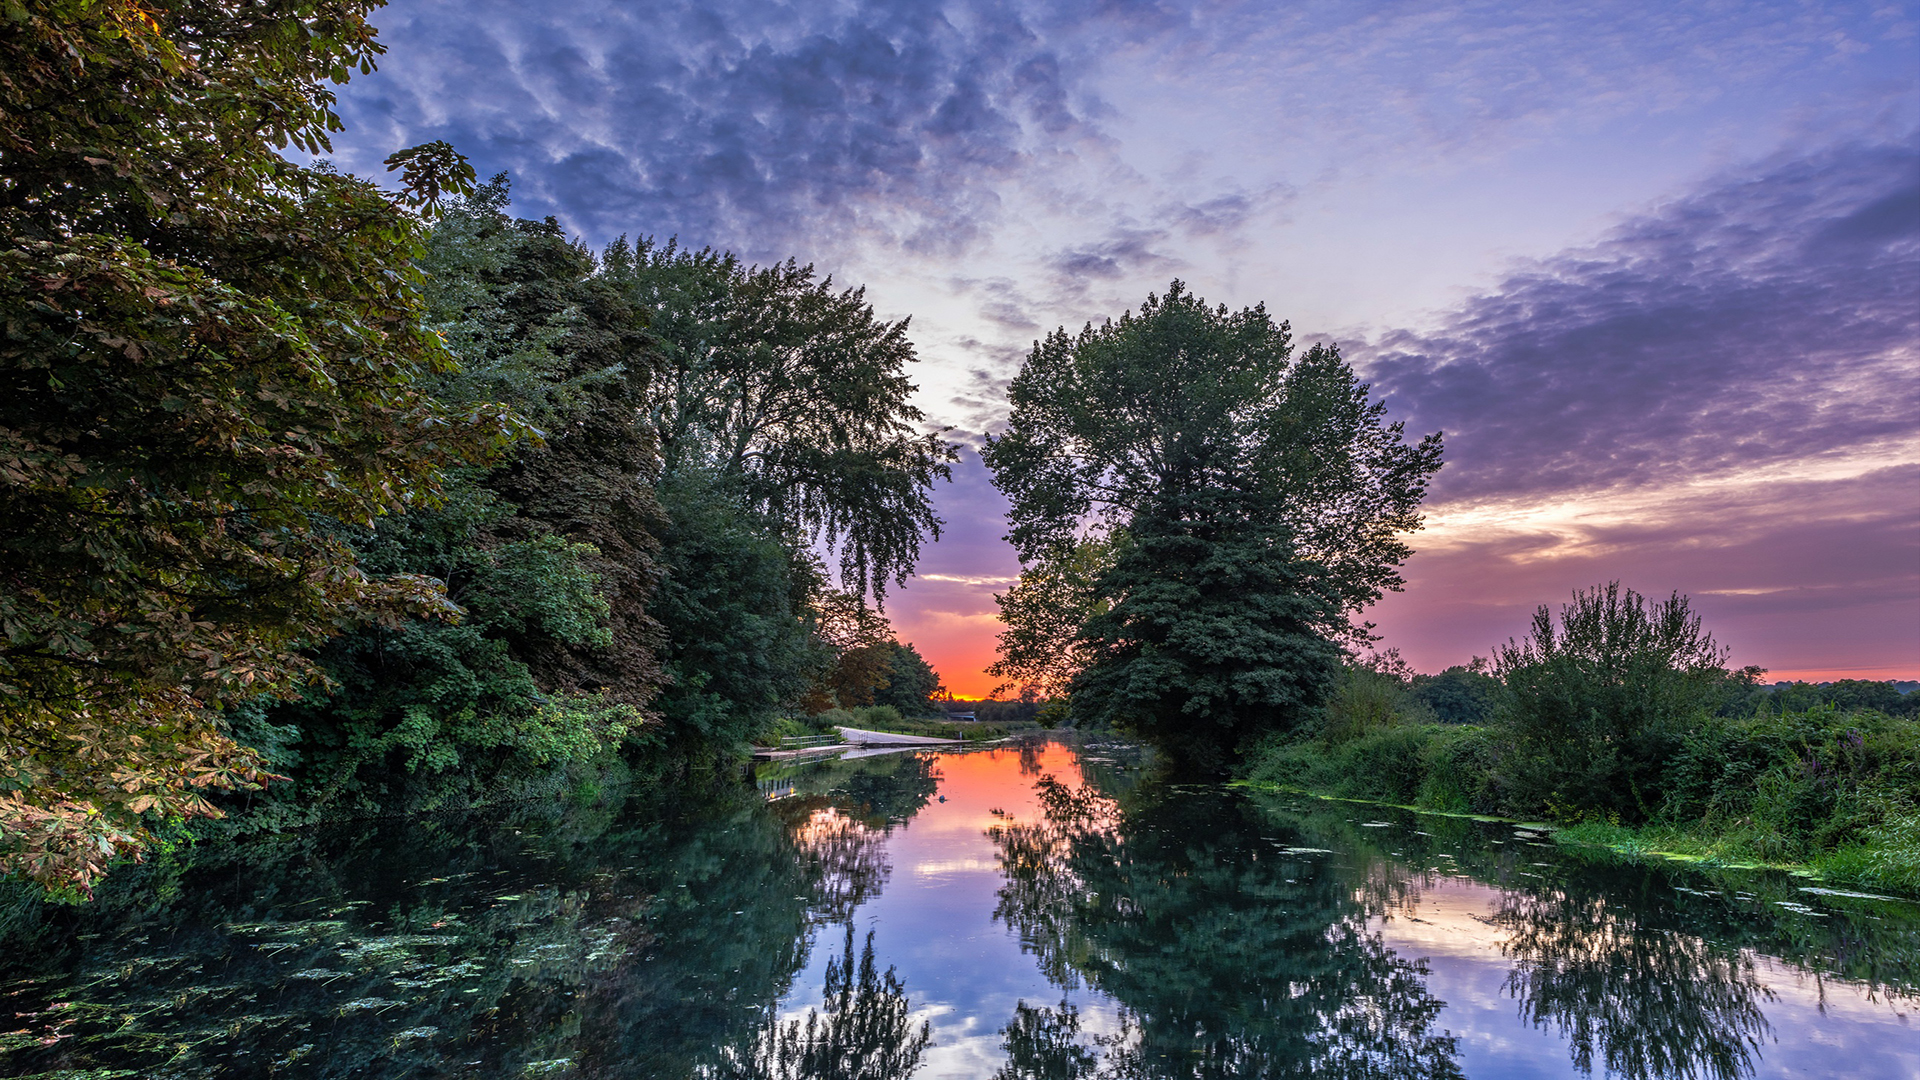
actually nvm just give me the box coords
[1,735,1913,1078]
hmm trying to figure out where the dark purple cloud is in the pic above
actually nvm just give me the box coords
[1372,464,1920,676]
[333,0,1136,260]
[1361,142,1920,503]
[1350,142,1920,675]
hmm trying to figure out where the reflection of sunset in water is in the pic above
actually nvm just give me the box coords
[758,738,1919,1080]
[904,742,1087,836]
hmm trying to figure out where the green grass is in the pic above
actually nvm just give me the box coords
[1240,707,1920,899]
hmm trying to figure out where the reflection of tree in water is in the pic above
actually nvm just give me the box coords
[791,807,893,924]
[1237,794,1801,1080]
[1496,889,1774,1080]
[713,925,932,1080]
[0,786,826,1079]
[995,999,1111,1080]
[990,776,1462,1079]
[833,751,943,824]
[768,751,946,927]
[1018,739,1048,776]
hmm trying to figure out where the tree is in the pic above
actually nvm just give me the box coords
[982,283,1443,767]
[872,641,943,716]
[416,181,666,709]
[987,535,1115,700]
[0,0,512,892]
[651,469,827,752]
[1410,660,1500,724]
[602,238,958,602]
[1494,583,1730,820]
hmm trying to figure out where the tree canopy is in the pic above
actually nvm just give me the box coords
[0,0,513,892]
[604,238,957,602]
[983,283,1443,766]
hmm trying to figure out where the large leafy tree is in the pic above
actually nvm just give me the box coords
[603,239,957,602]
[0,0,511,892]
[871,641,943,716]
[982,283,1442,767]
[986,534,1115,700]
[416,181,666,708]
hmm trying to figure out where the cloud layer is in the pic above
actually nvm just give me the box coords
[337,0,1125,258]
[1364,142,1919,504]
[1353,143,1919,674]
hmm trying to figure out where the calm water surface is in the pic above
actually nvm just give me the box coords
[2,736,1914,1078]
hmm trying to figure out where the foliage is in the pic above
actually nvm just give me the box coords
[984,282,1442,770]
[1719,675,1920,719]
[417,178,666,708]
[255,476,644,817]
[1069,487,1350,772]
[1319,662,1430,745]
[1244,704,1919,895]
[1494,583,1730,821]
[603,237,957,602]
[651,470,827,755]
[870,641,944,716]
[983,281,1442,624]
[1658,707,1920,880]
[1409,660,1499,724]
[0,0,515,893]
[987,536,1116,698]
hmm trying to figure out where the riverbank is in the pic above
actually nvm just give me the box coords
[1240,706,1920,898]
[1236,781,1920,899]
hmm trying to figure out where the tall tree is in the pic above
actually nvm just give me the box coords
[417,182,665,708]
[871,641,943,716]
[0,0,511,892]
[603,239,957,602]
[986,535,1116,700]
[983,283,1442,767]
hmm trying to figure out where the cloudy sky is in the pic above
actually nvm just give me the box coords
[328,0,1919,695]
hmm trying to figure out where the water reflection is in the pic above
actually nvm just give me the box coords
[991,768,1917,1080]
[0,787,827,1078]
[1495,886,1773,1080]
[990,776,1464,1079]
[713,926,933,1080]
[0,738,1912,1079]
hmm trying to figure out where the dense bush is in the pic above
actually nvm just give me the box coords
[1408,664,1500,724]
[1661,709,1920,864]
[1241,582,1918,894]
[1245,706,1918,894]
[1494,583,1727,822]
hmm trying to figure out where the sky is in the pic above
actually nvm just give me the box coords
[326,0,1920,696]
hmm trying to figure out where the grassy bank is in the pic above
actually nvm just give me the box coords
[1243,706,1920,897]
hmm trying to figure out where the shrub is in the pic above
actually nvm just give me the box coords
[1661,708,1919,863]
[1409,663,1500,724]
[850,705,905,729]
[1320,666,1420,745]
[1494,583,1727,821]
[1415,726,1505,813]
